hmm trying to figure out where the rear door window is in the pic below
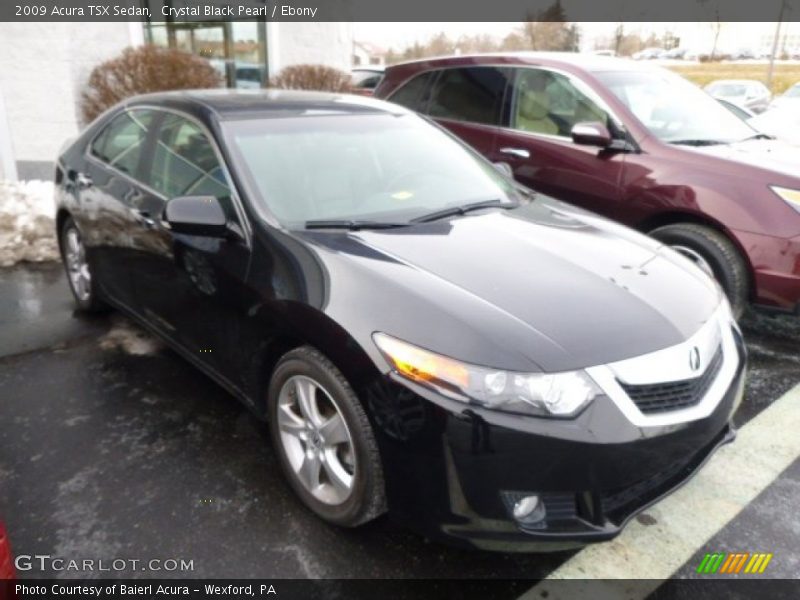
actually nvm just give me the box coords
[387,71,435,111]
[90,110,154,177]
[427,67,511,125]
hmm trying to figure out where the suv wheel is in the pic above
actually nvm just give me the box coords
[267,346,386,526]
[649,223,749,318]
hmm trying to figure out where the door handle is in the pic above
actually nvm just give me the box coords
[76,173,93,188]
[499,147,530,159]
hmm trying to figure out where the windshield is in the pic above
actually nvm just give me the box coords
[224,113,522,228]
[708,83,747,97]
[596,70,756,144]
[785,84,800,98]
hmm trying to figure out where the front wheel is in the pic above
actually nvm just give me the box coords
[267,346,386,526]
[649,223,749,318]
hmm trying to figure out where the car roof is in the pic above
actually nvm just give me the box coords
[126,89,407,120]
[387,51,663,73]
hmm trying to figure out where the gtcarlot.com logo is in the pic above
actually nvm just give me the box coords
[14,554,194,573]
[697,551,773,574]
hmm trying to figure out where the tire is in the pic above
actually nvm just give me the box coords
[59,216,106,312]
[267,346,386,527]
[649,223,749,318]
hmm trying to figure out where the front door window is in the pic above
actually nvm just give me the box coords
[512,68,611,138]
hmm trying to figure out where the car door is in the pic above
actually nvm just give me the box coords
[130,110,252,386]
[80,109,156,309]
[422,66,511,157]
[487,67,628,220]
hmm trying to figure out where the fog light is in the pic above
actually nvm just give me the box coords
[512,494,546,525]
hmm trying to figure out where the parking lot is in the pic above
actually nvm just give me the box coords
[1,262,798,593]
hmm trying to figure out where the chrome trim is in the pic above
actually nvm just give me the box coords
[586,302,739,428]
[83,105,252,247]
[387,62,630,144]
[499,147,530,159]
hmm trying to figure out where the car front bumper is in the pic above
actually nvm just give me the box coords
[364,325,747,552]
[735,230,800,313]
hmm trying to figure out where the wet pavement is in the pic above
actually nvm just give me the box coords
[0,262,798,584]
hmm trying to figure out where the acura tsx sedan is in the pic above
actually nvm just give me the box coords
[55,90,746,551]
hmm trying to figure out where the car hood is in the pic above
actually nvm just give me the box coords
[316,199,721,372]
[687,138,800,177]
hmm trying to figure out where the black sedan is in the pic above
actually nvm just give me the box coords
[55,90,746,551]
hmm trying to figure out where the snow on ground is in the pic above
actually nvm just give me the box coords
[0,179,58,267]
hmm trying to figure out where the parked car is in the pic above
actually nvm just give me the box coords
[235,64,266,90]
[768,82,800,111]
[633,47,665,60]
[351,67,384,96]
[748,106,800,146]
[663,48,688,60]
[730,49,757,61]
[375,53,800,317]
[55,90,745,551]
[704,79,772,114]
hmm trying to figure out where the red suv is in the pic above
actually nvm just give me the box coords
[375,53,800,317]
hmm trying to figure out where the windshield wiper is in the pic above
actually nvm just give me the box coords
[411,199,520,223]
[741,133,774,141]
[669,139,726,147]
[304,219,409,231]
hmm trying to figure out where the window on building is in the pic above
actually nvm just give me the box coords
[144,18,268,89]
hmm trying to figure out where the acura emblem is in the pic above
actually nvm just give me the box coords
[689,347,701,372]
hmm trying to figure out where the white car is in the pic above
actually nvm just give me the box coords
[769,82,800,111]
[705,79,772,114]
[748,106,800,145]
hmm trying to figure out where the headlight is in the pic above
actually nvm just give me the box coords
[770,185,800,213]
[373,333,600,418]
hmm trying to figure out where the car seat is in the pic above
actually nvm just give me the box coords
[516,89,559,135]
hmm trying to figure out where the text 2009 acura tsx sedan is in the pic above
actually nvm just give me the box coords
[55,90,746,551]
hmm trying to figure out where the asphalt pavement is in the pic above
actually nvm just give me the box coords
[0,262,798,591]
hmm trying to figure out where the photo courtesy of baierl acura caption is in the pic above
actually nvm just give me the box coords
[55,90,746,550]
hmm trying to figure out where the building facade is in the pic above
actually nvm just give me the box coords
[0,21,353,180]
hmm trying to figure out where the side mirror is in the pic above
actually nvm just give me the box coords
[164,195,228,237]
[492,161,514,177]
[571,122,612,148]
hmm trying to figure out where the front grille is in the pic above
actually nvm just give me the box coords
[619,345,724,414]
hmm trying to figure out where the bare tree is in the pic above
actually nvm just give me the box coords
[516,1,581,52]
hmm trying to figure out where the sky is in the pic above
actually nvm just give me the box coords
[352,22,792,54]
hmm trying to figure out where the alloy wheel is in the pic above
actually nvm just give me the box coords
[276,375,356,505]
[64,227,91,302]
